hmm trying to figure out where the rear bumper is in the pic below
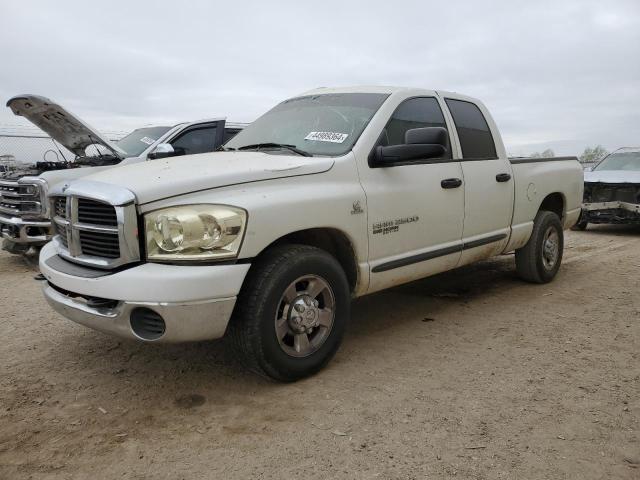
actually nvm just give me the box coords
[0,214,51,247]
[582,202,640,224]
[39,242,251,343]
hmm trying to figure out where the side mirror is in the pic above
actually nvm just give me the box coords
[148,143,175,160]
[374,127,448,166]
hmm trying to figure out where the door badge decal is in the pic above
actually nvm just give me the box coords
[351,201,364,215]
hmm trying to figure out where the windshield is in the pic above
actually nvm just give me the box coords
[594,150,640,171]
[115,126,172,157]
[225,93,389,156]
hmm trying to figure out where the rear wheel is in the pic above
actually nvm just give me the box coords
[516,211,564,284]
[228,244,350,381]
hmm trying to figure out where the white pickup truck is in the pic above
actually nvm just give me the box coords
[0,95,244,254]
[39,86,583,381]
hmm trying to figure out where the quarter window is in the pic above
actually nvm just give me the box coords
[384,97,451,159]
[444,99,497,159]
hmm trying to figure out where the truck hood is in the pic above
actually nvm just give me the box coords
[584,169,640,184]
[6,94,127,159]
[39,165,116,190]
[79,151,335,204]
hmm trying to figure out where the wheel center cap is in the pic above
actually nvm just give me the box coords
[289,295,319,332]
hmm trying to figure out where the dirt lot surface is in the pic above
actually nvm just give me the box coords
[1,227,639,479]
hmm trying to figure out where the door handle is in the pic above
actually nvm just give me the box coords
[496,173,511,182]
[441,178,463,189]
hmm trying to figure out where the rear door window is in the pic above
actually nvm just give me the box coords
[444,99,497,159]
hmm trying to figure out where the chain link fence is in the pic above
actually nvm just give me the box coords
[0,134,75,166]
[0,127,128,171]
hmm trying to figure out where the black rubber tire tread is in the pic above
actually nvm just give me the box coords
[227,244,349,382]
[515,210,564,284]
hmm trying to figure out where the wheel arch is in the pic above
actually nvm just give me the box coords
[253,227,360,294]
[538,192,565,220]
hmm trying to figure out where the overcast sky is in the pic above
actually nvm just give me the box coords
[1,0,639,156]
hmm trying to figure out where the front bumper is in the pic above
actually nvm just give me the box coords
[0,214,51,246]
[39,242,251,343]
[582,201,640,224]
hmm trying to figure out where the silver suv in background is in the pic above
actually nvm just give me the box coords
[0,95,245,254]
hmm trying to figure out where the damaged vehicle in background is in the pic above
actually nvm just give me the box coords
[0,95,245,254]
[575,147,640,230]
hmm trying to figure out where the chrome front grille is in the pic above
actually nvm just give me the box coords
[49,181,140,269]
[0,180,45,217]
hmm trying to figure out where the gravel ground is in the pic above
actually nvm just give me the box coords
[1,226,639,479]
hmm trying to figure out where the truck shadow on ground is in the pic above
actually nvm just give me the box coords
[40,255,519,397]
[579,224,640,236]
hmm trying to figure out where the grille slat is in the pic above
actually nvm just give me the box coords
[78,235,119,247]
[76,217,119,226]
[80,247,120,258]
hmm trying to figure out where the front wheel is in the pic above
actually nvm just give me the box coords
[228,244,350,381]
[515,211,564,284]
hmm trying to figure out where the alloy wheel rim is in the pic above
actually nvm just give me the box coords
[274,274,335,358]
[542,226,559,270]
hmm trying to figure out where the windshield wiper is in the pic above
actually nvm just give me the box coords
[237,143,312,157]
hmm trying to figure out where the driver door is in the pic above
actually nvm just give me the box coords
[358,96,465,294]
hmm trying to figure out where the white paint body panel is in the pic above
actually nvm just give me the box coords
[40,86,584,342]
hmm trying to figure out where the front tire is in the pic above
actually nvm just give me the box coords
[228,244,350,382]
[516,211,564,284]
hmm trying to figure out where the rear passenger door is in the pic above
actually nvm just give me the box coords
[443,97,514,265]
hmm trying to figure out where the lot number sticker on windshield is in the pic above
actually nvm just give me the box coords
[304,131,349,143]
[140,136,156,145]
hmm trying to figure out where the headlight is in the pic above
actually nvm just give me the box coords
[144,205,247,262]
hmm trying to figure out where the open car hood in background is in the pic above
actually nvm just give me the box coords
[6,94,127,159]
